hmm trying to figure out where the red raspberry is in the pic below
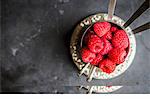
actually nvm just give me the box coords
[112,30,129,49]
[81,48,96,63]
[87,35,104,53]
[110,26,118,32]
[102,31,112,40]
[93,22,111,37]
[84,30,95,44]
[108,48,127,64]
[91,53,103,65]
[99,59,116,74]
[100,39,113,55]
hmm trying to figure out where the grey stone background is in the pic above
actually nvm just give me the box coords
[0,0,150,93]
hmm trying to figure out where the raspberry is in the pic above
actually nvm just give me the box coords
[112,30,129,49]
[91,53,103,65]
[87,35,104,53]
[108,48,127,64]
[110,26,118,32]
[99,59,116,74]
[81,48,96,63]
[102,31,112,40]
[100,39,113,55]
[84,30,95,44]
[93,22,111,37]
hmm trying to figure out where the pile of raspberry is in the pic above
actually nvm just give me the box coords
[81,22,129,74]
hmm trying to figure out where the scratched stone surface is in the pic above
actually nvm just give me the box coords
[0,0,150,93]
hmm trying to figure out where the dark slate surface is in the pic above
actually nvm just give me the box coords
[1,0,150,93]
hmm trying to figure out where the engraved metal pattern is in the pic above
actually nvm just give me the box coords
[70,13,136,80]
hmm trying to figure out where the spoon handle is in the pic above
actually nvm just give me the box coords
[133,22,150,34]
[124,0,149,28]
[108,0,117,20]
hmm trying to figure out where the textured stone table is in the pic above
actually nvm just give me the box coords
[1,0,150,93]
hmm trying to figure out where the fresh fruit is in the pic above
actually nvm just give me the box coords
[99,59,116,74]
[100,39,113,55]
[93,22,111,37]
[80,22,129,74]
[108,48,127,64]
[91,53,103,65]
[84,30,95,44]
[102,31,112,40]
[87,35,104,53]
[110,26,118,32]
[112,30,129,49]
[81,48,96,63]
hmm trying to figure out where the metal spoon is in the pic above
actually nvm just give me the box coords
[108,0,117,20]
[123,0,149,28]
